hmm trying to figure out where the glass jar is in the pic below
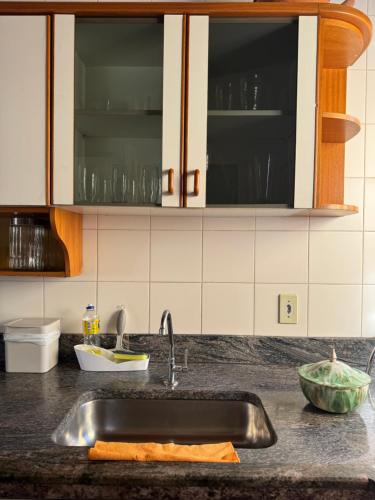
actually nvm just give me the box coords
[9,216,47,271]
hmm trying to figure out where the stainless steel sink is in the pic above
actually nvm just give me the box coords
[52,393,276,449]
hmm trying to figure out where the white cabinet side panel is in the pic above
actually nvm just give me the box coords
[186,16,209,208]
[162,15,183,207]
[53,15,75,205]
[0,16,47,205]
[294,16,318,209]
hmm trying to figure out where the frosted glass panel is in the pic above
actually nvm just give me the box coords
[74,18,163,205]
[206,19,298,206]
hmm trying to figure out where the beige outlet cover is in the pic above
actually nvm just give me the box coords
[279,294,298,324]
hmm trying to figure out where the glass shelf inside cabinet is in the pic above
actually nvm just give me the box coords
[206,19,299,206]
[74,18,163,206]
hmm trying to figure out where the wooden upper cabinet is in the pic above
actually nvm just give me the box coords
[0,16,49,206]
[0,3,370,216]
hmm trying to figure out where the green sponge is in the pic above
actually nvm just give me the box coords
[113,351,149,362]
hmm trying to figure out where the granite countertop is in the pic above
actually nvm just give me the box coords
[1,352,375,500]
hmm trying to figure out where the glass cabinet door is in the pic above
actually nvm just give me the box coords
[186,16,317,208]
[207,19,298,206]
[73,16,182,206]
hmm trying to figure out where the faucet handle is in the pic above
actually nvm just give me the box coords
[174,349,188,373]
[182,348,188,371]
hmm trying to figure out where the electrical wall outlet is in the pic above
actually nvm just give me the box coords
[278,294,297,324]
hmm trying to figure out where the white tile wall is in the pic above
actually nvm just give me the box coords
[0,0,373,337]
[203,231,254,282]
[309,232,363,284]
[255,231,308,284]
[98,282,149,334]
[308,285,362,337]
[202,283,253,335]
[150,283,201,334]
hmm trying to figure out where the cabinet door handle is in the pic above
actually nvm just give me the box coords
[168,168,174,195]
[193,169,200,196]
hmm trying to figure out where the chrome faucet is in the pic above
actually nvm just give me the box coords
[366,347,375,375]
[159,310,188,388]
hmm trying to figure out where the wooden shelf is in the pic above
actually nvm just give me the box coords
[321,17,368,69]
[207,110,284,117]
[0,271,66,277]
[308,204,359,216]
[76,109,162,117]
[322,112,360,143]
[0,207,82,277]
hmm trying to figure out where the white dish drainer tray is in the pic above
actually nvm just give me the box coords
[74,344,149,372]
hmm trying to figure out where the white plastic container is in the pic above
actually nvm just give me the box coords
[3,318,61,373]
[75,344,149,372]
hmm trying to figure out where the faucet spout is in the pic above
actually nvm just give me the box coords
[159,310,184,389]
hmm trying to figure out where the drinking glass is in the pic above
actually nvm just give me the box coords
[248,72,262,110]
[9,216,47,271]
[240,72,263,110]
[240,77,249,110]
[225,81,233,110]
[120,170,127,203]
[126,162,137,204]
[151,165,162,205]
[89,171,99,203]
[251,151,272,202]
[102,177,113,203]
[112,164,121,203]
[75,158,87,203]
[215,82,224,110]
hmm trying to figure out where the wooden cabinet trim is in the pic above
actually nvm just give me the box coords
[46,15,52,206]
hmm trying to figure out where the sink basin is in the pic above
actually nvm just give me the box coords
[52,392,276,449]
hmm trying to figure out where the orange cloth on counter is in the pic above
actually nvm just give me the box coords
[88,441,240,463]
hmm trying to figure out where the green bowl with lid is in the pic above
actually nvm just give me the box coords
[298,349,371,414]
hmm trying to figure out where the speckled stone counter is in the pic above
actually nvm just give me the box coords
[1,336,375,499]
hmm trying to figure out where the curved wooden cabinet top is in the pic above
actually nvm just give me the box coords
[0,2,371,68]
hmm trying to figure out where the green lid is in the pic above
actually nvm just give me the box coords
[298,349,371,389]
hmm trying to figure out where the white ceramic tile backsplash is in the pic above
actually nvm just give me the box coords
[98,230,150,281]
[364,179,375,231]
[203,231,254,282]
[151,216,202,230]
[203,217,255,231]
[150,230,202,282]
[149,283,201,334]
[309,232,363,284]
[255,216,309,231]
[347,70,367,123]
[363,232,375,284]
[1,2,375,337]
[202,283,253,335]
[0,282,44,332]
[362,285,375,336]
[367,18,375,70]
[365,124,375,176]
[255,231,308,284]
[98,215,150,230]
[44,282,97,333]
[308,285,362,337]
[98,282,149,334]
[367,71,375,123]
